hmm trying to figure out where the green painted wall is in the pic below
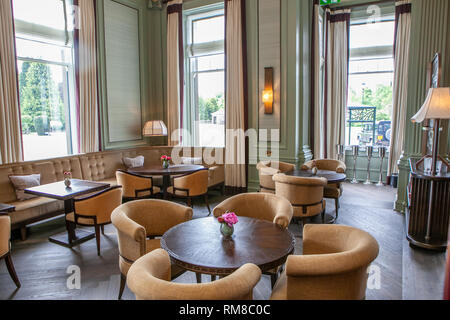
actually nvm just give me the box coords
[395,0,450,213]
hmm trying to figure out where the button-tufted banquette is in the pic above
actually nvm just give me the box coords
[0,146,224,240]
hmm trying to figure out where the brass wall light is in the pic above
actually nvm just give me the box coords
[262,67,274,114]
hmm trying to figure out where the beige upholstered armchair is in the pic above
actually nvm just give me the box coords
[0,214,20,288]
[213,193,293,228]
[256,161,296,193]
[213,192,293,287]
[111,199,193,300]
[116,170,161,201]
[271,224,379,300]
[301,159,346,220]
[66,186,123,256]
[167,169,210,215]
[273,174,327,230]
[127,248,262,300]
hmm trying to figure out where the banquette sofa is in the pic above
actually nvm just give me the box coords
[0,146,224,240]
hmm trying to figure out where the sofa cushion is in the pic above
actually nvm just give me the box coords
[9,197,64,225]
[9,174,41,201]
[123,156,144,168]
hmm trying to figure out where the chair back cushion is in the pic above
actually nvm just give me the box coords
[127,249,262,300]
[74,187,123,225]
[0,216,11,256]
[213,193,293,228]
[273,174,327,206]
[283,224,379,300]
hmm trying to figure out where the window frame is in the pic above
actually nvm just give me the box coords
[13,0,77,160]
[345,12,395,148]
[183,4,225,148]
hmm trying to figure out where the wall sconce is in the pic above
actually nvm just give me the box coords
[262,67,274,114]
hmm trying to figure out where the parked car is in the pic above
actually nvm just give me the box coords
[376,121,391,146]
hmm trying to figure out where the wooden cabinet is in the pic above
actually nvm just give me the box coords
[407,158,450,250]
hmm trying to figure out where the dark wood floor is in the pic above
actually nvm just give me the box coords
[0,184,446,300]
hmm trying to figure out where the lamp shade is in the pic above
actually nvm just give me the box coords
[143,120,168,137]
[411,87,450,123]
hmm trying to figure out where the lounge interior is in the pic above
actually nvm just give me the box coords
[0,0,449,303]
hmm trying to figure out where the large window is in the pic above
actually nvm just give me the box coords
[346,18,395,148]
[13,0,77,161]
[184,6,225,147]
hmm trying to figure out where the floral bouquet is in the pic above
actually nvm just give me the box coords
[160,155,172,169]
[217,211,238,238]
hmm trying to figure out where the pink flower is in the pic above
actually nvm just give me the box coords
[161,155,172,161]
[218,212,238,227]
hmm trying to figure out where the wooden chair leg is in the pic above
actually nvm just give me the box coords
[221,183,225,195]
[271,273,278,289]
[94,225,101,256]
[101,225,105,235]
[187,197,192,208]
[322,210,325,223]
[20,227,27,241]
[211,275,217,282]
[118,273,126,300]
[204,194,211,216]
[335,198,340,221]
[195,272,202,283]
[4,253,21,288]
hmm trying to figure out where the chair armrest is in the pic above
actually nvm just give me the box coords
[336,163,346,173]
[301,161,313,170]
[112,209,146,243]
[273,198,294,228]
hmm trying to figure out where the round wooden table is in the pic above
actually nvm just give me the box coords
[284,169,346,183]
[161,217,295,277]
[128,164,205,199]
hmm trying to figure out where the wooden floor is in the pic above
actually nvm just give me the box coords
[0,184,446,300]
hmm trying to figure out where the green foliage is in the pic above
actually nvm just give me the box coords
[198,94,224,121]
[18,62,65,134]
[34,115,49,136]
[350,84,393,122]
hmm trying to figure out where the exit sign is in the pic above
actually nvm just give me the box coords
[320,0,341,5]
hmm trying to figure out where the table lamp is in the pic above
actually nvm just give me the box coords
[411,87,450,175]
[143,120,168,137]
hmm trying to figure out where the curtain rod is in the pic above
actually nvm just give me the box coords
[325,0,395,11]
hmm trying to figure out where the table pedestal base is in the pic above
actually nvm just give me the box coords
[49,230,95,248]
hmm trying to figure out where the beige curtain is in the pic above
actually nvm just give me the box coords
[325,9,351,160]
[313,4,324,159]
[225,0,247,190]
[0,0,23,164]
[167,0,183,146]
[388,0,411,176]
[77,0,99,153]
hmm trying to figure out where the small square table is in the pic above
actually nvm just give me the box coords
[25,179,110,248]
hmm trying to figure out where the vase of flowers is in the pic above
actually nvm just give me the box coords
[160,155,171,169]
[217,211,239,239]
[311,160,318,176]
[64,171,72,188]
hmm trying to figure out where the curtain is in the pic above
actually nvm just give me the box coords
[75,0,100,153]
[167,0,183,146]
[388,0,412,176]
[224,0,248,191]
[0,0,23,164]
[312,2,324,159]
[323,9,351,160]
